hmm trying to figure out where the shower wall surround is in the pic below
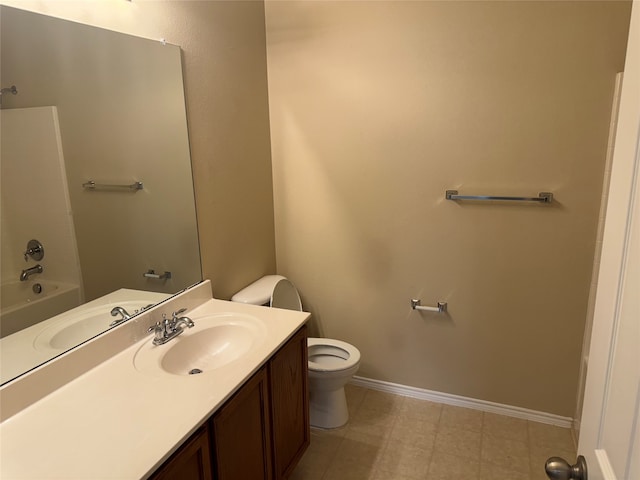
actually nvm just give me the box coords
[1,107,82,290]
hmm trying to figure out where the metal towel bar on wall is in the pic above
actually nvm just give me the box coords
[82,180,144,191]
[143,269,171,280]
[445,190,553,204]
[411,299,447,313]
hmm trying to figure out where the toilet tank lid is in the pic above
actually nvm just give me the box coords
[231,275,287,305]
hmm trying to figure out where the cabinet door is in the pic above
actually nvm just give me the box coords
[269,325,310,479]
[211,366,272,480]
[150,426,213,480]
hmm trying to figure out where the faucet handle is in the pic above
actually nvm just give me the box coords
[23,239,44,262]
[147,321,162,333]
[172,308,187,319]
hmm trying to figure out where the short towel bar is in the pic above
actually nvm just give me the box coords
[410,299,447,313]
[143,269,172,280]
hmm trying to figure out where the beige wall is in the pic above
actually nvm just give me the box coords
[1,0,277,300]
[265,1,631,416]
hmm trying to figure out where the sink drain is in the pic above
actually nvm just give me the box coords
[188,368,203,375]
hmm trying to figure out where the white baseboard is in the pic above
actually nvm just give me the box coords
[350,375,574,428]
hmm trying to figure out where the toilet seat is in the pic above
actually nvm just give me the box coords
[308,338,361,373]
[271,278,303,311]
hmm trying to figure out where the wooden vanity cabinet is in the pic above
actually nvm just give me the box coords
[269,325,310,479]
[150,325,309,480]
[213,325,309,480]
[210,366,273,480]
[150,426,213,480]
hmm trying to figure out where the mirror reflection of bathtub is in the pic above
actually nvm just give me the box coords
[0,280,81,338]
[0,288,171,384]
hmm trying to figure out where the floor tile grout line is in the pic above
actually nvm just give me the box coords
[318,386,373,480]
[424,404,445,478]
[476,410,486,477]
[317,431,345,480]
[527,419,534,477]
[371,393,406,478]
[305,386,559,480]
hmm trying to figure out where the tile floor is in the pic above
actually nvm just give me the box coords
[290,385,576,480]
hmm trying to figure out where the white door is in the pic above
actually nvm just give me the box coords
[551,3,640,480]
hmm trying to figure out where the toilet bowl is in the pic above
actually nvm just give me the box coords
[231,275,361,429]
[307,338,360,428]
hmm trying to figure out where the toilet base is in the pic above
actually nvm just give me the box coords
[309,386,349,429]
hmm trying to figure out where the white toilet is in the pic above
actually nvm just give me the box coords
[231,275,361,429]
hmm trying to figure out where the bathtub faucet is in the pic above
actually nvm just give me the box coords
[19,264,43,281]
[109,306,132,326]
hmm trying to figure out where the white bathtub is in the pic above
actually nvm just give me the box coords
[0,280,81,338]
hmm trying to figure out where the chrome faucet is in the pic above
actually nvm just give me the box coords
[148,308,194,346]
[172,314,195,331]
[20,264,43,281]
[109,306,132,326]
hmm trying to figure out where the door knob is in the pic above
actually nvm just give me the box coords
[545,455,587,480]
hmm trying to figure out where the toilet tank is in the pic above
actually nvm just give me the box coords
[231,275,302,311]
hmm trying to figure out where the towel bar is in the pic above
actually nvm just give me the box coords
[143,269,171,280]
[410,299,447,313]
[445,190,553,203]
[83,180,143,191]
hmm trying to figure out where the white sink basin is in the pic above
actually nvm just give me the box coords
[34,301,154,352]
[133,312,267,376]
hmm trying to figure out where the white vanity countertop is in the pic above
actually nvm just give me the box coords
[0,296,309,479]
[0,288,171,384]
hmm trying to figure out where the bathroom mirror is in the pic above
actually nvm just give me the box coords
[0,6,202,385]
